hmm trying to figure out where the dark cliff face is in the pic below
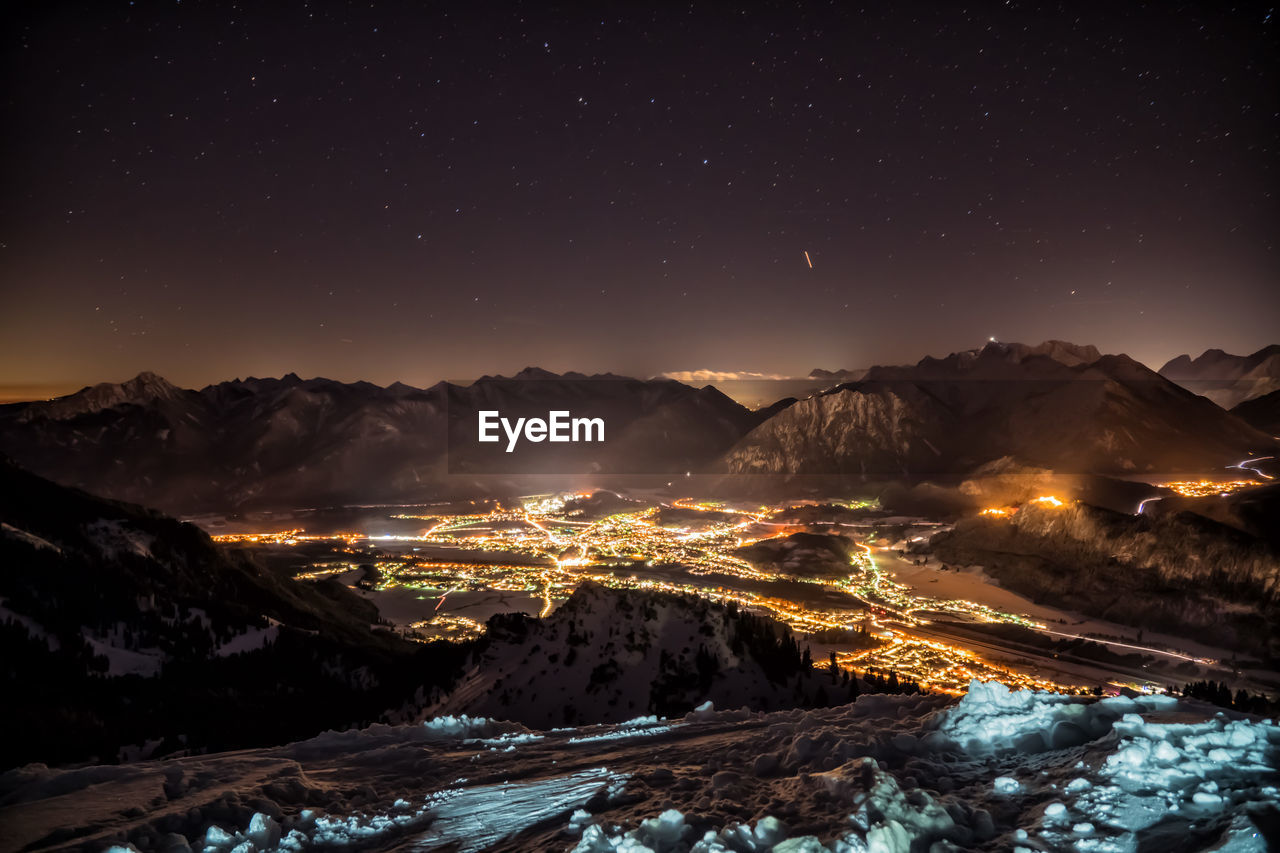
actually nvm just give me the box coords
[722,342,1277,477]
[928,501,1280,660]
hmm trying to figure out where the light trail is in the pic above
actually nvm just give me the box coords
[435,586,459,612]
[1039,628,1216,664]
[1231,456,1274,480]
[539,571,555,617]
[1136,496,1163,515]
[804,250,813,268]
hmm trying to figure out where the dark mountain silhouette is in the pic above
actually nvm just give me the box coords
[0,370,768,513]
[0,459,465,768]
[1159,344,1280,408]
[723,341,1276,477]
[1231,389,1280,435]
[808,367,869,382]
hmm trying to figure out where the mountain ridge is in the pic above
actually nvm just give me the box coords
[1158,344,1280,408]
[0,369,765,512]
[0,458,464,768]
[722,341,1276,477]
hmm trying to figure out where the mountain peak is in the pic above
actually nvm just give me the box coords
[22,371,183,421]
[123,371,180,396]
[976,340,1102,367]
[808,367,869,381]
[1157,344,1280,407]
[512,366,562,380]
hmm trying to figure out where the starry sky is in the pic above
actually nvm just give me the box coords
[2,1,1277,399]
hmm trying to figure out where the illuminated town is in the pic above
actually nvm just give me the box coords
[1160,479,1266,498]
[211,491,1225,696]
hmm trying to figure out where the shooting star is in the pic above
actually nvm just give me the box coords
[804,250,813,268]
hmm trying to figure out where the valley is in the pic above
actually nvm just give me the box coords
[202,484,1270,700]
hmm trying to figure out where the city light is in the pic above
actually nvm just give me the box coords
[215,493,1161,695]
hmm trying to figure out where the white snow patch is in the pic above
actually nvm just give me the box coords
[568,724,676,744]
[83,519,154,559]
[927,678,1173,756]
[80,630,163,677]
[575,758,961,853]
[413,767,627,851]
[214,623,279,657]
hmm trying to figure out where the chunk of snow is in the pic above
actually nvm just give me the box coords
[993,776,1021,794]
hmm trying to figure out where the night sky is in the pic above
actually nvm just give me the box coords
[2,1,1277,399]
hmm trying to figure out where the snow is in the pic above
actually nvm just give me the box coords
[569,719,676,744]
[83,518,155,559]
[80,629,163,676]
[927,677,1175,755]
[4,682,1276,852]
[213,623,279,657]
[413,768,628,851]
[993,776,1021,794]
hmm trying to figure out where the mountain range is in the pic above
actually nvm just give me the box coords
[1,341,1275,513]
[1158,344,1280,409]
[725,340,1274,477]
[0,368,771,512]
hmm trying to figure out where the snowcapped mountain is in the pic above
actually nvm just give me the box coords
[17,371,185,422]
[723,340,1276,476]
[428,583,859,727]
[1159,345,1280,408]
[0,459,463,768]
[4,680,1275,852]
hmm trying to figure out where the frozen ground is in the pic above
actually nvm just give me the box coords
[2,682,1275,852]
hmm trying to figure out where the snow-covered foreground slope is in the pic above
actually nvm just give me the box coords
[2,682,1276,853]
